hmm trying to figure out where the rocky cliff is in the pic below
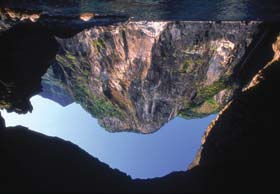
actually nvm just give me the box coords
[44,21,263,133]
[189,32,280,170]
[1,36,279,192]
[0,7,127,113]
[40,67,74,107]
[1,6,280,192]
[0,8,269,134]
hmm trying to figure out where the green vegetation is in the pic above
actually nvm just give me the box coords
[178,100,203,119]
[66,52,78,62]
[56,54,72,69]
[210,44,217,52]
[195,80,226,104]
[179,80,226,119]
[181,62,189,73]
[55,51,124,120]
[206,97,218,106]
[179,103,207,119]
[56,52,90,77]
[73,83,124,119]
[195,58,204,66]
[179,57,205,74]
[92,38,106,51]
[178,100,220,119]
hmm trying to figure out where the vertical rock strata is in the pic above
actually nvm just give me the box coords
[44,21,263,133]
[189,34,280,169]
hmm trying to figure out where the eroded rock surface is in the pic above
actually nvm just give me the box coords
[44,21,263,133]
[0,16,279,192]
[0,7,128,38]
[1,45,279,192]
[189,33,280,170]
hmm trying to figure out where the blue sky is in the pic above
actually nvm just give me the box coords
[1,95,216,179]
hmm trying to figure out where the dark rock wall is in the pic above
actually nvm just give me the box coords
[0,112,4,129]
[0,23,58,113]
[0,126,133,192]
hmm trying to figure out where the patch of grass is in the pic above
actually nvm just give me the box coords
[56,54,67,65]
[66,52,77,62]
[178,80,226,119]
[196,80,226,103]
[55,50,124,120]
[56,52,90,77]
[178,99,219,119]
[178,59,192,73]
[92,38,106,51]
[210,44,217,52]
[56,54,75,71]
[179,57,205,74]
[182,62,189,73]
[206,97,218,106]
[195,97,219,114]
[73,83,124,119]
[195,58,204,65]
[178,108,207,119]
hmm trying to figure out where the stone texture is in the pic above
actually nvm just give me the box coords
[45,21,263,133]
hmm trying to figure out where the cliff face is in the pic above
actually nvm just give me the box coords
[44,21,262,133]
[189,33,280,170]
[1,46,279,192]
[40,67,74,107]
[0,8,127,113]
[0,8,267,134]
[1,7,280,192]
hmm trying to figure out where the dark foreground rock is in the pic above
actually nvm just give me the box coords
[0,125,134,192]
[0,23,58,113]
[0,30,279,193]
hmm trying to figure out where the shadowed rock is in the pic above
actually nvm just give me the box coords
[0,125,133,192]
[0,7,129,38]
[0,23,58,113]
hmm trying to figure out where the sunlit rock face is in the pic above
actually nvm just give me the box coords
[0,7,128,38]
[43,21,262,133]
[0,7,41,25]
